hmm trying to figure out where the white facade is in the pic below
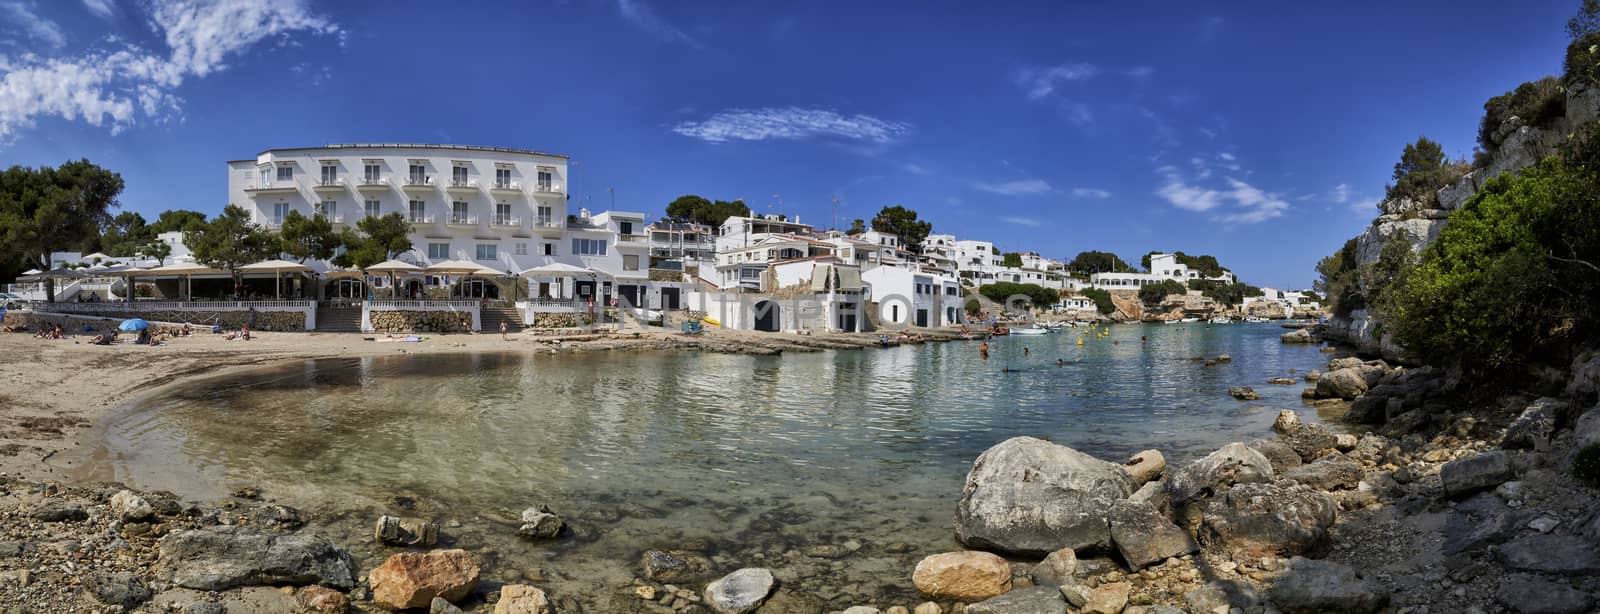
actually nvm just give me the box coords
[861,266,963,328]
[1090,252,1236,289]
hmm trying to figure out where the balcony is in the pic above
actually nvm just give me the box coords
[491,215,520,228]
[533,182,562,196]
[617,234,649,244]
[490,181,521,195]
[446,178,478,194]
[315,213,346,228]
[407,214,435,226]
[312,178,346,192]
[402,176,434,193]
[447,214,479,228]
[244,182,298,196]
[357,177,390,192]
[533,217,563,237]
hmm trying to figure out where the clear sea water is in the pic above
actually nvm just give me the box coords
[77,322,1337,608]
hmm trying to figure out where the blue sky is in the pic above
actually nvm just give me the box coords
[0,0,1578,287]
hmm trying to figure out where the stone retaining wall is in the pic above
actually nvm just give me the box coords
[530,312,594,328]
[3,309,304,331]
[368,310,472,333]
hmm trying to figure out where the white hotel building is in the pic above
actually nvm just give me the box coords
[227,144,681,310]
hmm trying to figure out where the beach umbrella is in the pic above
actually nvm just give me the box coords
[426,260,501,299]
[238,259,313,299]
[363,259,423,299]
[118,318,149,332]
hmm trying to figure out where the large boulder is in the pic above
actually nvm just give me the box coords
[1166,442,1274,504]
[1573,404,1600,449]
[912,551,1012,602]
[965,586,1067,614]
[1494,534,1600,576]
[1315,368,1369,400]
[1569,350,1600,403]
[1107,500,1196,569]
[1201,482,1338,556]
[1440,451,1514,498]
[1249,439,1302,474]
[1281,328,1314,344]
[368,549,481,610]
[1494,573,1595,614]
[1267,557,1388,613]
[156,526,355,591]
[1503,398,1566,452]
[703,568,775,614]
[955,437,1136,555]
[1280,453,1364,491]
[1279,423,1339,462]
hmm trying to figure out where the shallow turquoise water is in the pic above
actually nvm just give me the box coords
[82,321,1334,606]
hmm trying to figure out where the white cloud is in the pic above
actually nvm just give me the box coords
[1218,152,1236,161]
[81,0,114,19]
[1218,178,1288,223]
[1071,188,1111,199]
[1155,165,1289,223]
[616,0,700,48]
[1198,127,1217,139]
[1063,102,1093,126]
[672,107,910,144]
[974,179,1053,196]
[1126,65,1154,78]
[901,162,929,175]
[0,0,339,139]
[1331,183,1351,203]
[3,1,66,49]
[1002,216,1041,227]
[1016,62,1098,100]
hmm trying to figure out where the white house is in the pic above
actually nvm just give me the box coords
[1090,252,1236,289]
[861,266,962,328]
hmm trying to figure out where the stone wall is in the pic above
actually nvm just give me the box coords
[8,309,305,331]
[368,310,472,333]
[648,269,684,283]
[530,312,594,328]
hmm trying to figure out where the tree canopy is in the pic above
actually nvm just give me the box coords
[848,218,865,235]
[1001,252,1023,268]
[1067,251,1132,274]
[279,210,340,263]
[97,211,155,257]
[1387,136,1467,204]
[869,205,933,252]
[1138,279,1187,305]
[185,205,277,284]
[1080,288,1116,314]
[976,282,1057,311]
[665,195,751,227]
[149,209,209,234]
[0,159,123,269]
[335,213,414,269]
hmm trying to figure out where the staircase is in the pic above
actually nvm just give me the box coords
[480,305,524,333]
[316,305,363,333]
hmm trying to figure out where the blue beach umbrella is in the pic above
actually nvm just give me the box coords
[118,318,149,332]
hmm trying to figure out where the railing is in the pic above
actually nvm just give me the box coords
[368,299,479,308]
[534,218,561,228]
[246,182,294,191]
[449,178,476,188]
[316,178,344,188]
[33,300,315,312]
[534,182,560,193]
[617,234,648,243]
[409,214,435,224]
[492,216,520,227]
[316,213,344,224]
[405,176,433,186]
[447,215,478,225]
[361,177,388,186]
[493,181,520,190]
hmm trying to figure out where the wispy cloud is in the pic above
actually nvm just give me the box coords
[616,0,701,48]
[1218,152,1235,161]
[1072,188,1112,199]
[81,0,114,19]
[1330,183,1379,214]
[1002,216,1041,227]
[3,1,67,49]
[1016,62,1098,100]
[0,0,340,140]
[1332,183,1351,203]
[975,179,1054,196]
[901,162,929,175]
[672,107,910,144]
[1062,103,1093,126]
[1155,165,1288,223]
[1125,65,1154,78]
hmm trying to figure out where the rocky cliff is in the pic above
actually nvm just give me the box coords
[1325,82,1600,359]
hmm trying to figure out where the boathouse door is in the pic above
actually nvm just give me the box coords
[753,300,779,332]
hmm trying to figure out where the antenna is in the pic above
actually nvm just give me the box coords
[831,196,840,231]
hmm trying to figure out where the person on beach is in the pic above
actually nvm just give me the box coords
[500,320,509,340]
[211,322,224,334]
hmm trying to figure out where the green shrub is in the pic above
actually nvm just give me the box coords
[1387,136,1471,204]
[1138,279,1186,305]
[964,298,981,315]
[977,282,1057,310]
[1197,282,1264,307]
[1478,77,1566,158]
[1081,288,1116,314]
[1565,31,1600,88]
[1575,444,1600,487]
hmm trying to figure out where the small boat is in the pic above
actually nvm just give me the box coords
[1180,317,1200,323]
[1244,316,1268,323]
[1162,319,1179,324]
[1013,327,1049,335]
[990,327,1010,336]
[1209,317,1233,324]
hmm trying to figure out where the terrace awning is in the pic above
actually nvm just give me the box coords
[425,259,500,276]
[518,262,599,277]
[237,259,313,274]
[362,259,423,273]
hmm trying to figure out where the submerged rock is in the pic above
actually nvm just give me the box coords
[1202,482,1337,556]
[1266,557,1387,613]
[368,549,480,610]
[1228,386,1261,400]
[703,568,775,614]
[641,549,714,583]
[517,505,564,539]
[955,437,1135,555]
[912,551,1012,602]
[1167,442,1274,504]
[156,526,355,591]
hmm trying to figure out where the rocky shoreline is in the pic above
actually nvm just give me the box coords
[3,344,1597,613]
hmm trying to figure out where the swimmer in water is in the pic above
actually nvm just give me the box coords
[1056,358,1064,367]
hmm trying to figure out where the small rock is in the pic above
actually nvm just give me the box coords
[1084,581,1130,614]
[913,602,942,614]
[1528,516,1559,533]
[1030,547,1078,586]
[1107,500,1197,569]
[966,585,1067,614]
[494,584,552,614]
[110,490,155,522]
[1440,451,1514,498]
[298,585,350,614]
[517,505,564,539]
[1229,387,1261,401]
[86,571,151,608]
[913,551,1012,602]
[368,549,481,610]
[1124,450,1166,484]
[703,568,775,614]
[1273,410,1301,433]
[1267,557,1388,613]
[1061,585,1091,608]
[431,596,465,614]
[30,501,87,523]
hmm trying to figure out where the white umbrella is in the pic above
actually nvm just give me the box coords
[425,259,499,276]
[363,259,423,298]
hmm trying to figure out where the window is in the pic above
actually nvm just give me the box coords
[452,165,469,186]
[364,199,381,218]
[272,202,290,224]
[619,221,634,235]
[946,286,957,296]
[537,169,552,191]
[276,165,293,181]
[536,205,553,225]
[428,243,449,259]
[258,167,271,186]
[408,164,426,184]
[542,243,553,256]
[495,203,511,225]
[571,238,607,255]
[320,164,337,185]
[495,168,512,188]
[364,163,381,183]
[475,244,497,260]
[451,201,469,224]
[623,255,640,271]
[316,201,336,218]
[515,242,528,256]
[408,200,426,222]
